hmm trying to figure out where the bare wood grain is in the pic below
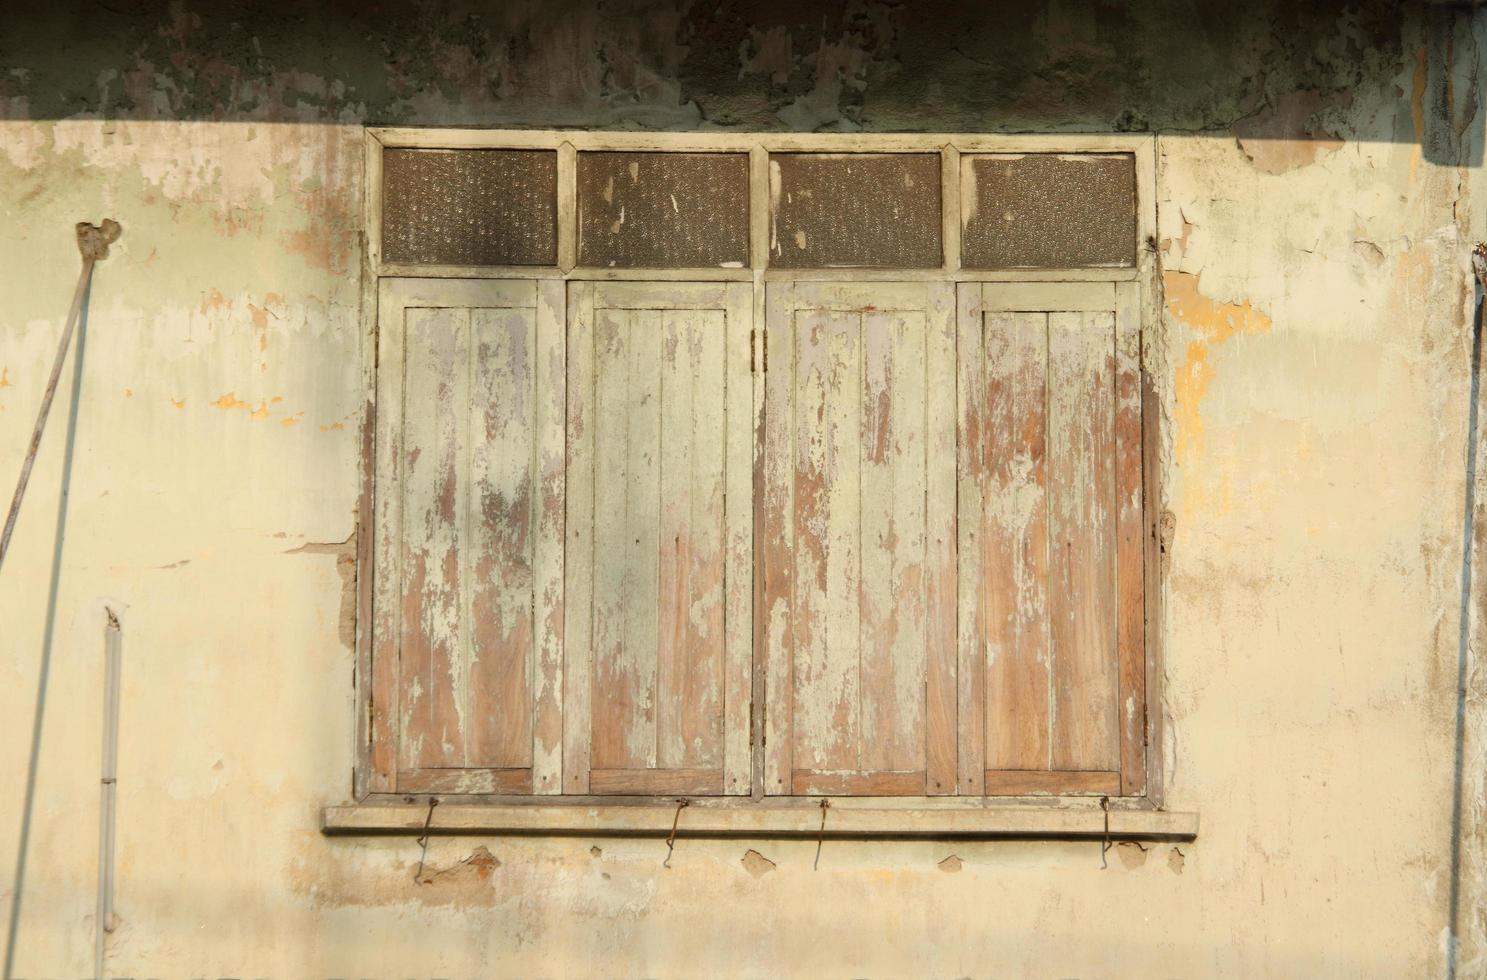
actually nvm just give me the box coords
[467,306,536,768]
[531,280,566,793]
[589,768,724,796]
[924,281,959,795]
[399,306,469,769]
[954,283,987,796]
[399,768,534,795]
[762,282,797,795]
[982,310,1052,770]
[982,770,1119,796]
[723,282,755,795]
[563,283,596,793]
[1048,312,1119,771]
[792,770,926,796]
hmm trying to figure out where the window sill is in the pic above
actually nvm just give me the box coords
[321,801,1197,841]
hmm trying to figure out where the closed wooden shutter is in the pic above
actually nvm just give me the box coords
[761,282,959,796]
[563,282,754,795]
[956,281,1145,796]
[371,278,566,795]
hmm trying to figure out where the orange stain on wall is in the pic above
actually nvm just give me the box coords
[1165,270,1273,484]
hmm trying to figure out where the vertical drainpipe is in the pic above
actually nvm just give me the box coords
[95,609,122,978]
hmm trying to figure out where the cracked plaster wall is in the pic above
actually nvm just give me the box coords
[1,0,1486,974]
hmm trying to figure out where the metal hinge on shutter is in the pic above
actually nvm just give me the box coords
[367,693,375,746]
[1142,703,1149,748]
[750,329,770,373]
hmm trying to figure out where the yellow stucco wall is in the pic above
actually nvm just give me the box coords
[1,3,1485,975]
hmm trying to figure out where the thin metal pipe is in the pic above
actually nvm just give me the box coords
[95,609,122,979]
[0,258,94,574]
[0,219,118,576]
[1447,243,1487,980]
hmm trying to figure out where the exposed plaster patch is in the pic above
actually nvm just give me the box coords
[1168,846,1186,875]
[742,849,777,878]
[1116,841,1148,869]
[1353,240,1386,266]
[286,530,358,651]
[740,27,795,85]
[1233,89,1350,174]
[420,845,500,886]
[937,854,963,873]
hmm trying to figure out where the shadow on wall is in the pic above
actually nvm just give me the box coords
[0,0,1479,165]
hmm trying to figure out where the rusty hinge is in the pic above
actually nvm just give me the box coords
[760,703,767,747]
[748,700,755,747]
[367,692,375,745]
[750,329,757,373]
[762,327,769,372]
[1142,702,1149,748]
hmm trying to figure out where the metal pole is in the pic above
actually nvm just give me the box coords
[94,608,122,979]
[0,219,119,576]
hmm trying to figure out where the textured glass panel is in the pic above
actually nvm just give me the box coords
[770,154,942,269]
[382,149,557,266]
[578,152,749,268]
[961,154,1136,269]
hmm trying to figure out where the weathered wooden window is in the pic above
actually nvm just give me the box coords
[371,278,566,794]
[563,282,755,795]
[955,282,1145,797]
[761,282,959,795]
[360,133,1158,818]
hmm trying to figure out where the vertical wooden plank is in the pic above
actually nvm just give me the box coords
[954,283,986,795]
[563,283,596,793]
[365,131,384,274]
[399,307,470,769]
[793,306,862,774]
[1139,255,1165,805]
[762,282,795,794]
[656,309,728,770]
[1115,281,1147,796]
[724,281,755,795]
[467,306,536,767]
[924,281,958,795]
[983,311,1052,771]
[656,308,696,771]
[591,308,663,770]
[858,308,927,776]
[370,279,404,791]
[1048,311,1120,771]
[532,279,566,793]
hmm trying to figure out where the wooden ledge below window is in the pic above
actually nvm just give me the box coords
[321,802,1197,841]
